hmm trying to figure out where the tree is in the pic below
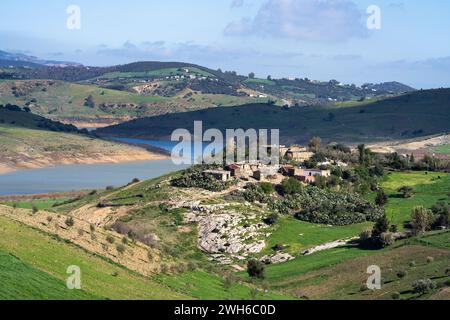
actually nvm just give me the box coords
[308,137,322,151]
[375,189,388,206]
[247,259,265,279]
[248,72,255,79]
[372,214,389,238]
[281,177,303,195]
[398,186,414,198]
[431,202,450,229]
[267,75,272,81]
[84,95,95,108]
[411,206,434,235]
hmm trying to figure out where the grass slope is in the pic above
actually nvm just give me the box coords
[0,216,187,300]
[98,88,450,144]
[0,80,268,126]
[0,250,95,300]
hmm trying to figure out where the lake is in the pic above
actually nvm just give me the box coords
[0,139,189,196]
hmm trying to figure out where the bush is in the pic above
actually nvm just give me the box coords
[264,213,279,226]
[32,206,39,214]
[260,182,275,194]
[398,186,414,198]
[281,177,303,195]
[375,189,388,206]
[372,215,390,238]
[427,256,434,264]
[116,244,126,254]
[412,279,436,295]
[392,292,401,300]
[397,270,407,279]
[106,235,115,244]
[65,217,75,227]
[247,259,265,279]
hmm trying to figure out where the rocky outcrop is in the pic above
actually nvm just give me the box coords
[260,253,295,265]
[179,202,271,264]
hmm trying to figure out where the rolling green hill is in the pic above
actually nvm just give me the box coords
[0,80,269,127]
[97,88,450,145]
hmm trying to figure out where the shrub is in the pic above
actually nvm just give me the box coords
[106,235,115,244]
[397,270,407,279]
[32,206,39,214]
[264,213,279,226]
[260,182,275,194]
[65,217,75,227]
[398,186,414,198]
[427,256,434,264]
[412,279,436,295]
[116,244,126,254]
[122,237,129,245]
[281,177,303,195]
[247,259,265,279]
[389,224,398,233]
[372,215,390,238]
[89,224,96,232]
[392,292,401,300]
[375,189,388,206]
[409,261,416,267]
[46,216,53,223]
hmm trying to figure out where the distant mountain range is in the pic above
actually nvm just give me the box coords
[0,50,81,67]
[0,49,420,129]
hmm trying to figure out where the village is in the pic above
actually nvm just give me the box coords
[201,145,334,185]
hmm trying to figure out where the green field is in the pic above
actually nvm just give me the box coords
[266,217,370,254]
[433,144,450,155]
[0,199,69,210]
[0,250,96,300]
[382,172,450,228]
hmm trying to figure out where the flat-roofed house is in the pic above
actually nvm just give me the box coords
[203,170,231,182]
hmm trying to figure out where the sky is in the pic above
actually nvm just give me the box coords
[0,0,449,88]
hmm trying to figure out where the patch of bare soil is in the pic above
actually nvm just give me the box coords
[369,134,450,155]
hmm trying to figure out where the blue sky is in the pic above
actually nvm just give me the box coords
[0,0,449,88]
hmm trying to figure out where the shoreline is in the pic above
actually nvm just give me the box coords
[0,149,170,175]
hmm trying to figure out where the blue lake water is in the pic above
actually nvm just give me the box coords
[0,139,189,196]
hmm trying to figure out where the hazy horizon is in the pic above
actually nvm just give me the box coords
[1,0,449,88]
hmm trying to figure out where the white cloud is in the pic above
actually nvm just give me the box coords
[225,0,368,42]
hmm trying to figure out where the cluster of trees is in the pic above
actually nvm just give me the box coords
[382,152,450,172]
[171,166,233,192]
[242,181,384,226]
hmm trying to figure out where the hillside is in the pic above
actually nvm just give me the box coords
[0,164,449,300]
[0,105,166,173]
[97,88,450,145]
[0,80,269,128]
[0,52,416,128]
